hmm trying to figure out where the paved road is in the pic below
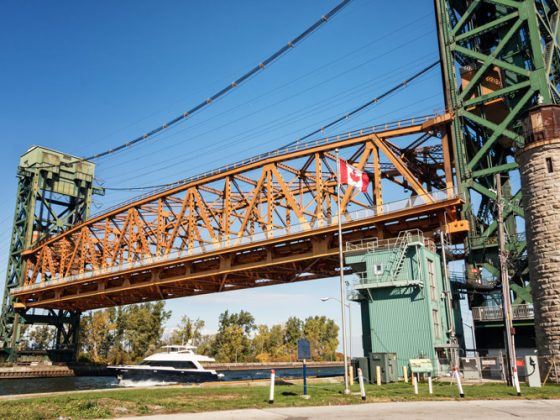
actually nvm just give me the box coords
[118,399,560,419]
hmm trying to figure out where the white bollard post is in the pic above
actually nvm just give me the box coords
[454,367,464,398]
[412,374,419,395]
[513,367,521,396]
[269,369,275,404]
[403,366,409,383]
[428,374,433,395]
[357,368,366,401]
[376,366,381,386]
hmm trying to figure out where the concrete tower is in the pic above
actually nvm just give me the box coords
[518,105,560,368]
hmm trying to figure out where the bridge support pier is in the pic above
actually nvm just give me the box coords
[518,105,560,380]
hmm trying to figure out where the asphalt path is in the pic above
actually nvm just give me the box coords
[118,399,560,419]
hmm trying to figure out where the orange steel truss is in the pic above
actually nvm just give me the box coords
[12,115,463,311]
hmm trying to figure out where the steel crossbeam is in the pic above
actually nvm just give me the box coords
[435,0,560,294]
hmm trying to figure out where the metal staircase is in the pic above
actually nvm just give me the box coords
[348,229,425,291]
[382,230,412,283]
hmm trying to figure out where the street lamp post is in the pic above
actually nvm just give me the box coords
[321,296,352,384]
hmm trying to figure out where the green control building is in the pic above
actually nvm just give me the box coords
[346,230,461,375]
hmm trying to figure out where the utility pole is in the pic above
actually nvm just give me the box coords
[496,173,518,389]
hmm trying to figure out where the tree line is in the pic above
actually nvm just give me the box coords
[24,303,340,364]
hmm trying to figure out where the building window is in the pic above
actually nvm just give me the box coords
[432,309,441,339]
[373,263,383,275]
[546,157,554,173]
[428,259,437,301]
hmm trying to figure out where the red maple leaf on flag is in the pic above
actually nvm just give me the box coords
[349,170,361,183]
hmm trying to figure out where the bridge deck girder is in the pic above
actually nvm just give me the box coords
[13,197,462,311]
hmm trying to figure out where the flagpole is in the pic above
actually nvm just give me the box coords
[335,148,350,395]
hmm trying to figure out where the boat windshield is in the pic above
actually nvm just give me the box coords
[139,360,197,369]
[159,345,195,353]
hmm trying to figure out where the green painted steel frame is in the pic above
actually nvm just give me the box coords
[0,158,97,361]
[435,0,560,290]
[0,174,34,356]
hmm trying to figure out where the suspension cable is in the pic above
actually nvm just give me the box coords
[103,60,440,192]
[27,0,353,171]
[282,60,440,147]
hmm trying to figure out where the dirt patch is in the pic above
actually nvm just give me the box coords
[96,398,137,416]
[146,404,164,411]
[113,406,129,414]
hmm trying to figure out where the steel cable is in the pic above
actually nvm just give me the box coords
[282,60,440,147]
[23,0,353,170]
[102,61,440,192]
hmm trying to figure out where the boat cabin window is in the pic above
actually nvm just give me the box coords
[140,360,197,369]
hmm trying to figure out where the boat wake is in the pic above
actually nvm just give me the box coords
[117,379,179,388]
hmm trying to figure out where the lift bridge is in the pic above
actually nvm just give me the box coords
[0,115,464,360]
[2,0,560,361]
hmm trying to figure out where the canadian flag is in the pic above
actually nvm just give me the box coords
[339,159,369,193]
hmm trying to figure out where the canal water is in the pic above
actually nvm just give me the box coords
[0,366,343,396]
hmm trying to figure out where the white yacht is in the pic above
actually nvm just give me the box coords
[109,345,224,384]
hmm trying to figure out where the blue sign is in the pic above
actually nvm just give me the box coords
[297,338,311,360]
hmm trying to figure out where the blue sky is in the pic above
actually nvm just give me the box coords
[0,0,447,354]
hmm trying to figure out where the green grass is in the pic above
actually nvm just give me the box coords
[1,381,559,420]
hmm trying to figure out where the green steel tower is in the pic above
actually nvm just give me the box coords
[434,0,560,348]
[0,147,100,362]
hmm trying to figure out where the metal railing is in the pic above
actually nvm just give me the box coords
[346,228,430,253]
[27,113,446,253]
[13,188,458,294]
[472,304,534,321]
[29,115,442,250]
[345,238,379,252]
[350,229,427,288]
[448,271,497,290]
[91,114,440,219]
[352,269,422,289]
[448,271,466,284]
[353,271,396,287]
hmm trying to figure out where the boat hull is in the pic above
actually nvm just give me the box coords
[109,366,221,384]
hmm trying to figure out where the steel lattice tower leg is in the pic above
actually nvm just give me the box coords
[0,147,101,362]
[434,0,560,349]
